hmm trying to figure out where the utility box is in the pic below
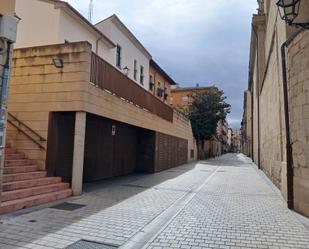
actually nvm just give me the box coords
[0,15,19,42]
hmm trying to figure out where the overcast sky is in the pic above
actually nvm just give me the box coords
[68,0,258,128]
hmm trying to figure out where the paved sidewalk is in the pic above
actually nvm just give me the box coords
[0,154,309,249]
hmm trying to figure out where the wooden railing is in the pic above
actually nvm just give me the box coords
[90,53,173,122]
[7,113,46,150]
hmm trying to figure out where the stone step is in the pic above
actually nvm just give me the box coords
[1,183,70,202]
[4,165,40,174]
[3,171,47,183]
[0,189,72,214]
[5,153,25,160]
[5,147,16,154]
[5,159,33,167]
[3,177,62,192]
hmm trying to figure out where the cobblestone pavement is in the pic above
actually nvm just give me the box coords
[0,154,309,249]
[145,154,309,249]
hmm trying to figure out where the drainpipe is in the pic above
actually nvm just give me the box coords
[280,30,302,210]
[251,89,254,159]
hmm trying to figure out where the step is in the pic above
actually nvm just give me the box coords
[3,171,47,183]
[3,177,62,192]
[4,165,40,174]
[5,153,25,160]
[0,189,73,214]
[5,148,16,154]
[1,183,70,202]
[5,159,32,167]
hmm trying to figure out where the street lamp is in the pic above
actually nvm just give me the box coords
[276,0,309,29]
[52,57,64,68]
[123,66,130,77]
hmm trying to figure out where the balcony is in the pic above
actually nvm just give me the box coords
[90,53,173,122]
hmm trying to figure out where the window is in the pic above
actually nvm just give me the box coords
[134,60,137,80]
[157,82,163,97]
[149,75,154,91]
[164,88,168,100]
[116,45,122,68]
[181,95,189,102]
[140,66,144,85]
[190,149,194,158]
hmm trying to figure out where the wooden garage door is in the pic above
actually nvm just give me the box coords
[83,114,139,182]
[46,112,75,183]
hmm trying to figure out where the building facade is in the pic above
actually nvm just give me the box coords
[242,0,309,217]
[0,0,197,214]
[149,59,176,105]
[95,15,151,89]
[170,85,215,108]
[14,0,116,62]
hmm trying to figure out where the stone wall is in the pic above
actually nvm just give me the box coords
[250,1,288,201]
[7,42,90,167]
[7,42,196,168]
[287,30,309,216]
[259,45,286,190]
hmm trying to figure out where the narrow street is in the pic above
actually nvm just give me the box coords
[0,154,309,249]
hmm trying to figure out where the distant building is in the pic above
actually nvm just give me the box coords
[171,85,229,158]
[230,128,241,153]
[170,85,214,108]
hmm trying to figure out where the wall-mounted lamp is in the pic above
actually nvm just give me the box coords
[123,66,130,76]
[52,57,64,68]
[276,0,309,29]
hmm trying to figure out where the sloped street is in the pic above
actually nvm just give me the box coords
[0,154,309,249]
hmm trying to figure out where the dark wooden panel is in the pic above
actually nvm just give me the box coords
[136,129,156,173]
[83,114,140,182]
[83,115,113,182]
[46,112,75,183]
[154,132,188,172]
[113,123,139,177]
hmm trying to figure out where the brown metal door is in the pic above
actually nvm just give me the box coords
[46,112,75,183]
[83,115,113,182]
[83,114,139,182]
[113,123,138,177]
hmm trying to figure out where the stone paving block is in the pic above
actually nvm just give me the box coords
[0,155,309,249]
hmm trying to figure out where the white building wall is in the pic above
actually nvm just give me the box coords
[96,20,150,90]
[14,0,61,48]
[57,10,114,64]
[14,0,115,64]
[14,1,150,90]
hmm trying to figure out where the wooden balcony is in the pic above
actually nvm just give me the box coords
[90,53,173,122]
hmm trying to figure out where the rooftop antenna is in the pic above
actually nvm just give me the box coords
[88,0,94,23]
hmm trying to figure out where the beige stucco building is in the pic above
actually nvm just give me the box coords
[242,0,309,217]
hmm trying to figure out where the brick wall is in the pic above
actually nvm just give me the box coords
[287,30,309,216]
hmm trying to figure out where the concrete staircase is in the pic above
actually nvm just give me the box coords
[0,146,72,214]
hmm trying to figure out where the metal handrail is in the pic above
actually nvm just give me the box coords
[7,113,46,150]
